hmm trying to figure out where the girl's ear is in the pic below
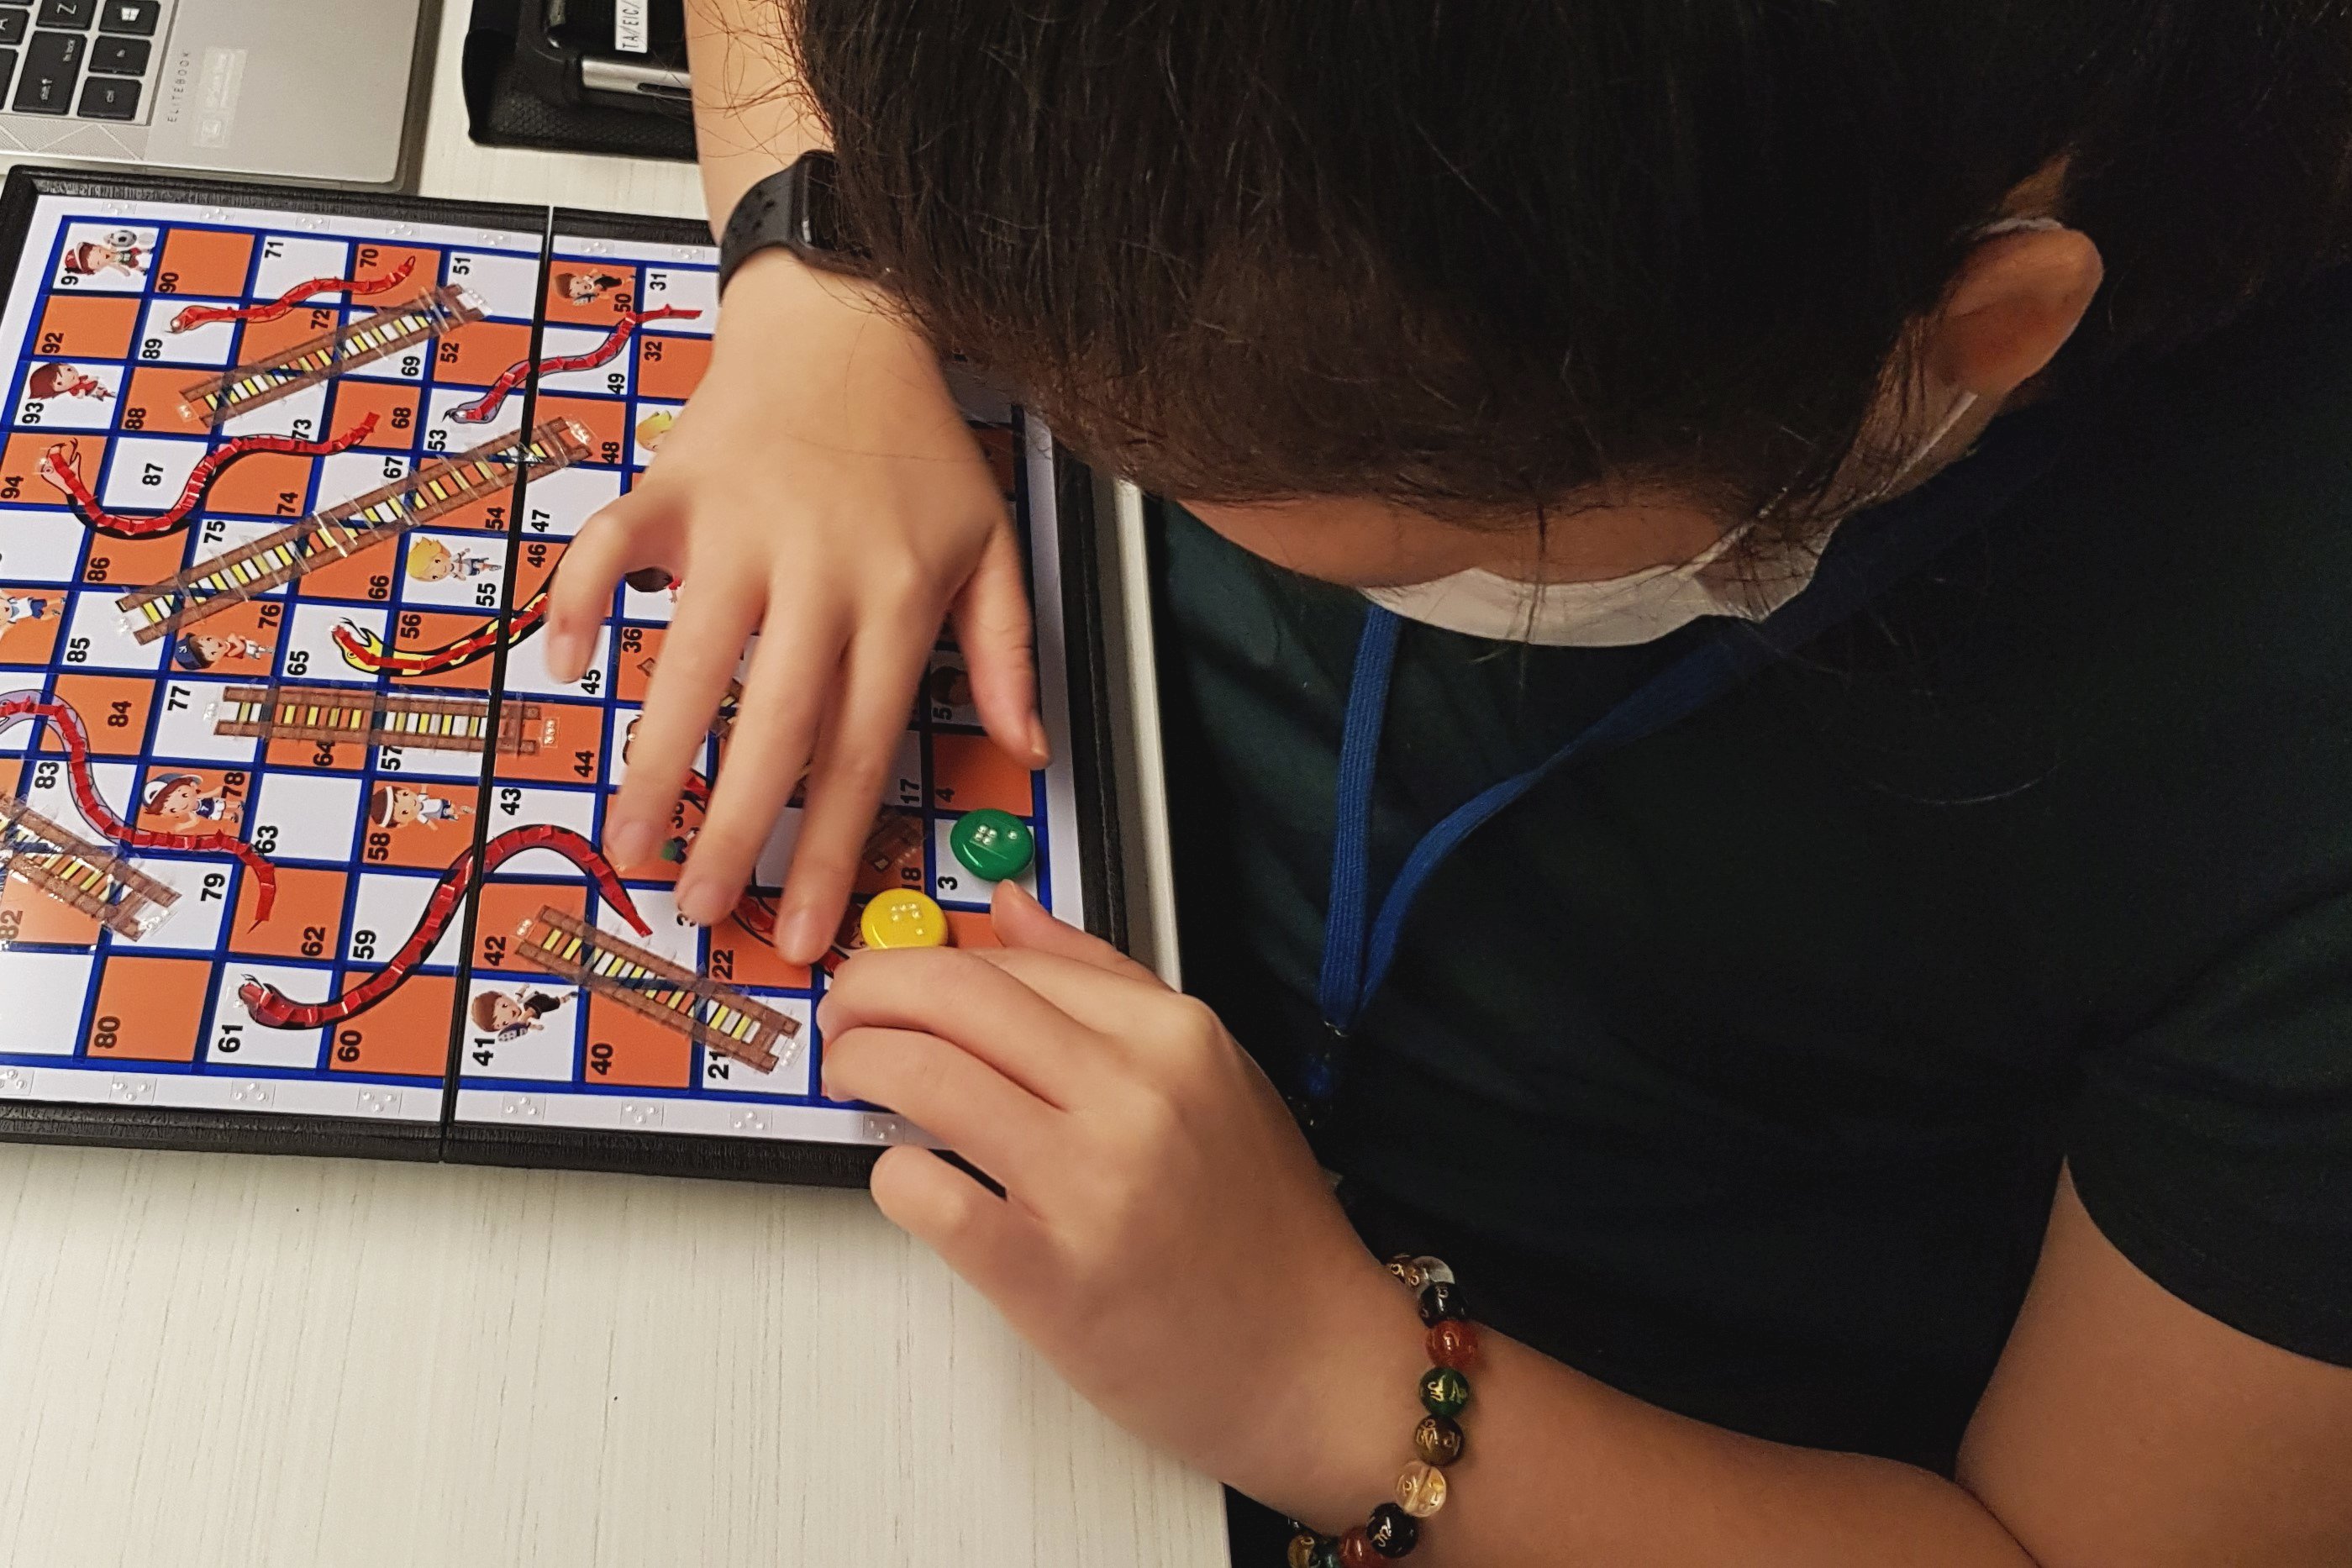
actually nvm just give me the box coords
[1925,226,2107,401]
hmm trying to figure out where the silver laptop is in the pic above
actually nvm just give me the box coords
[0,0,426,185]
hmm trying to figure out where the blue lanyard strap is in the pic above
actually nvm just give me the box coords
[1313,412,2074,1047]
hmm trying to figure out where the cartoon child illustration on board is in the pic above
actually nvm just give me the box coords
[554,269,628,307]
[142,772,242,834]
[471,988,570,1042]
[367,782,473,831]
[60,229,147,280]
[2,594,51,639]
[171,631,274,671]
[406,536,500,583]
[25,362,113,403]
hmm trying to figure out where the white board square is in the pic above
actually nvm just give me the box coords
[249,771,362,864]
[0,949,97,1055]
[207,966,325,1069]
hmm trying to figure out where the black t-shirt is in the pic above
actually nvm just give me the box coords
[1155,268,2352,1476]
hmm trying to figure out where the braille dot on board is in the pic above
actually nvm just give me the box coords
[860,888,949,950]
[948,808,1034,881]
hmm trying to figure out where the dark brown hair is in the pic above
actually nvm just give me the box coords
[790,1,2352,524]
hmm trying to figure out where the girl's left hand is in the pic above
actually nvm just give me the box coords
[818,882,1427,1525]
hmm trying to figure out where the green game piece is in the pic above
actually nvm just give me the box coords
[950,808,1035,881]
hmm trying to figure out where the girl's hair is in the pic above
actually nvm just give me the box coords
[792,1,2352,525]
[25,362,75,399]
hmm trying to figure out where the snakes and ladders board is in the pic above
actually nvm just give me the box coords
[0,171,1121,1183]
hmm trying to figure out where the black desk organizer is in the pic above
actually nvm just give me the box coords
[464,0,697,162]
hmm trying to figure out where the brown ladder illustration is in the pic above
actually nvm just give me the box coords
[213,683,550,756]
[118,419,594,645]
[0,795,179,939]
[513,907,795,1072]
[179,283,486,428]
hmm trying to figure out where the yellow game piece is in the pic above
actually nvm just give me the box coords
[860,889,949,950]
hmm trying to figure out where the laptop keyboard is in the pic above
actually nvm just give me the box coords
[0,0,166,123]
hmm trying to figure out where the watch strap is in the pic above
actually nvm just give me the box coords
[716,150,875,294]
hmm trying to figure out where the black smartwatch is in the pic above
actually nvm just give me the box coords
[716,150,877,294]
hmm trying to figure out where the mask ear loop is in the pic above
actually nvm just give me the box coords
[1871,214,2071,500]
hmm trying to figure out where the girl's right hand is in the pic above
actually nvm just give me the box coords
[543,253,1047,963]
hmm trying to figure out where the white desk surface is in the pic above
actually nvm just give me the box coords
[0,5,1226,1565]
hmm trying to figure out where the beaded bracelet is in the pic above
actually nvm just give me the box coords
[1286,1255,1476,1567]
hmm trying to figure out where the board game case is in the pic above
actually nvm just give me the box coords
[0,168,1123,1187]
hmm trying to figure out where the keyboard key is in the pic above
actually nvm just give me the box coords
[74,71,133,118]
[35,0,91,27]
[96,0,151,34]
[0,12,26,46]
[12,29,81,114]
[0,47,16,98]
[87,33,141,73]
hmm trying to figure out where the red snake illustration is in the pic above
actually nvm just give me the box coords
[0,691,279,923]
[35,414,380,539]
[329,584,550,679]
[236,823,649,1029]
[166,258,419,334]
[448,306,701,424]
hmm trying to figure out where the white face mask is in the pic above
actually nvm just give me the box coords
[1366,218,2062,647]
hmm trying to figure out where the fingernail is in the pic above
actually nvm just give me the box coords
[607,819,655,870]
[551,640,587,683]
[1024,715,1050,766]
[781,906,831,962]
[674,875,725,926]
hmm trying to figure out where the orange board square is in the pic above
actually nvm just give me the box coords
[0,594,64,666]
[229,866,349,960]
[583,995,692,1089]
[493,700,605,785]
[85,956,210,1062]
[33,294,139,361]
[235,304,344,366]
[47,674,155,757]
[929,732,1034,816]
[379,608,504,692]
[0,430,101,508]
[163,597,283,675]
[345,242,444,296]
[942,909,1001,950]
[203,451,314,518]
[534,395,628,469]
[706,923,809,992]
[134,763,251,838]
[0,871,101,950]
[430,483,521,536]
[356,778,479,869]
[471,879,587,976]
[327,379,424,450]
[512,534,565,600]
[154,229,257,299]
[82,531,187,592]
[613,624,663,702]
[327,972,454,1078]
[291,538,401,604]
[118,366,213,438]
[263,733,370,774]
[430,318,533,388]
[634,332,709,402]
[545,263,640,326]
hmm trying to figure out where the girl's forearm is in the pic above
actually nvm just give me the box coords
[1292,1323,2037,1568]
[685,0,829,237]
